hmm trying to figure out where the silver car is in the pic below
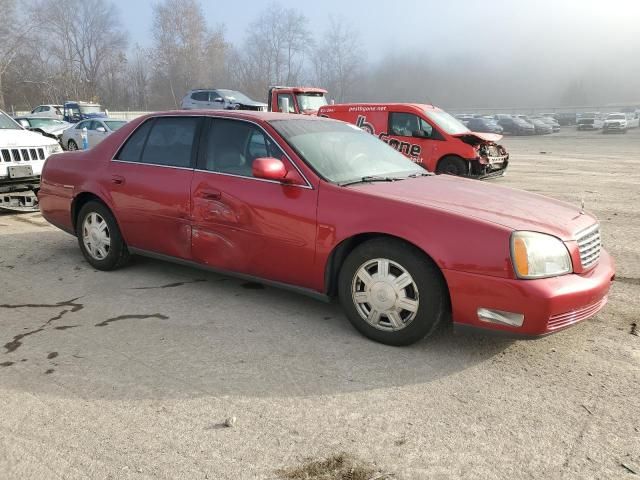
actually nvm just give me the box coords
[26,104,64,120]
[13,116,72,141]
[181,89,267,111]
[61,118,127,150]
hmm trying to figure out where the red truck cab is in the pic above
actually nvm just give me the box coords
[268,86,329,115]
[318,103,509,178]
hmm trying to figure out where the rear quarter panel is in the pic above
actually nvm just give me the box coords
[40,117,148,235]
[39,152,86,233]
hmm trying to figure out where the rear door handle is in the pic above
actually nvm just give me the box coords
[201,189,221,200]
[111,175,125,185]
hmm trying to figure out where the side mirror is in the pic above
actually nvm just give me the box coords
[252,157,288,182]
[96,126,106,133]
[213,97,224,103]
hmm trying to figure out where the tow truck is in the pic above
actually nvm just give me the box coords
[267,86,329,114]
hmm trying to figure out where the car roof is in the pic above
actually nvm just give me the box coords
[271,86,328,94]
[142,109,334,123]
[319,103,442,112]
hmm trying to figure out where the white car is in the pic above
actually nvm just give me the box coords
[0,110,63,209]
[61,118,127,150]
[602,113,628,133]
[26,104,64,120]
[181,89,267,111]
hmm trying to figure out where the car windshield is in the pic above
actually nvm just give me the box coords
[27,118,66,128]
[0,111,21,130]
[217,89,255,104]
[608,114,625,119]
[79,105,102,114]
[296,93,328,111]
[423,109,469,135]
[105,120,126,131]
[270,119,425,185]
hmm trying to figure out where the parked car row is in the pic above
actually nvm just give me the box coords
[457,110,640,133]
[456,114,560,136]
[11,100,126,152]
[578,112,639,133]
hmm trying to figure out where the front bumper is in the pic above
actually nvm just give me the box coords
[442,249,615,336]
[0,175,40,193]
[471,155,509,179]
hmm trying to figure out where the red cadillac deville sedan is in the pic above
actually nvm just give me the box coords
[39,111,614,345]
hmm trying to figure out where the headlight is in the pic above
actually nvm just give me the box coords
[47,144,63,155]
[511,231,572,279]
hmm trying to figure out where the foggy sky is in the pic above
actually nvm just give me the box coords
[112,0,640,108]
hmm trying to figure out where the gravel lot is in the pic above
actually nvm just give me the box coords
[1,128,639,479]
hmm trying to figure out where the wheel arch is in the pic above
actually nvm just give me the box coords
[436,154,469,174]
[324,232,451,306]
[71,191,111,231]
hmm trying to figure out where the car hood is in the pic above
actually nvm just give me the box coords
[452,131,503,144]
[38,124,70,134]
[349,175,596,240]
[0,128,59,147]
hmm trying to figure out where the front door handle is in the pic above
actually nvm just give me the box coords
[111,175,125,185]
[201,189,221,200]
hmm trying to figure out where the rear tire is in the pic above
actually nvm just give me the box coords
[76,201,129,271]
[436,156,468,176]
[338,238,447,346]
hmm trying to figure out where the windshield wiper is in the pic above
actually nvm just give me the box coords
[407,172,431,178]
[339,175,406,187]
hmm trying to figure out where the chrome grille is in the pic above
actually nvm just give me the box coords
[0,147,46,162]
[576,224,601,270]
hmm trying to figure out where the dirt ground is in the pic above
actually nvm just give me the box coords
[1,128,639,479]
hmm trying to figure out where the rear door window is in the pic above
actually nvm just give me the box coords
[115,120,153,162]
[139,117,199,168]
[191,91,209,102]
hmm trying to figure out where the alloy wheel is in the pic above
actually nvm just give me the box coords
[351,258,420,331]
[82,212,111,260]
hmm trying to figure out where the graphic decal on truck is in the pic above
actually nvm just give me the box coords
[355,115,422,161]
[355,115,375,134]
[379,134,422,159]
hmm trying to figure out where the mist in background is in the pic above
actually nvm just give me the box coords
[2,0,639,111]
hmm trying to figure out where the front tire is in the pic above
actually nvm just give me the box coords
[68,139,78,151]
[338,238,447,346]
[76,201,129,270]
[436,156,468,176]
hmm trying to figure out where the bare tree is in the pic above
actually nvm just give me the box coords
[232,3,312,100]
[0,0,41,110]
[312,17,365,102]
[151,0,229,108]
[34,0,127,102]
[127,45,152,110]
